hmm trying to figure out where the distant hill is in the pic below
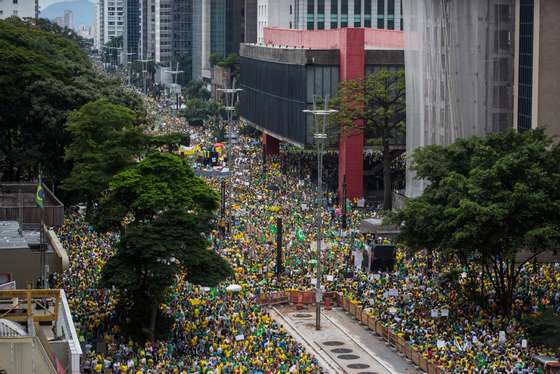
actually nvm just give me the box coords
[41,0,95,28]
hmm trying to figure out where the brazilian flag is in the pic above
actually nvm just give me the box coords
[296,229,305,242]
[35,178,45,208]
[269,224,277,234]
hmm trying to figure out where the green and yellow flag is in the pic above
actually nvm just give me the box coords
[35,177,45,208]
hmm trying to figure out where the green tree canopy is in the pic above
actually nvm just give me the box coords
[0,18,144,185]
[390,129,560,315]
[334,68,405,210]
[61,99,148,206]
[183,80,210,101]
[97,152,232,339]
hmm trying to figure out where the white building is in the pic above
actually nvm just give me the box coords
[95,0,124,49]
[256,0,403,44]
[104,0,124,43]
[63,9,73,29]
[95,0,104,49]
[0,0,36,20]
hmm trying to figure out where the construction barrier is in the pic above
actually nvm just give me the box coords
[367,315,376,331]
[336,292,343,305]
[340,297,447,373]
[349,302,357,316]
[361,309,369,325]
[355,305,363,320]
[388,330,398,347]
[411,349,421,366]
[376,322,387,338]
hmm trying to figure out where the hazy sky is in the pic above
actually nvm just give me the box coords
[40,0,95,8]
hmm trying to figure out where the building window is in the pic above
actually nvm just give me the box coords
[364,0,372,27]
[317,0,325,29]
[13,0,17,4]
[354,0,362,27]
[341,0,348,27]
[330,0,338,28]
[400,0,404,30]
[307,0,315,30]
[387,0,395,29]
[377,0,384,28]
[518,0,533,132]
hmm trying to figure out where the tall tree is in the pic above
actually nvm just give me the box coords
[0,18,144,186]
[61,99,148,207]
[96,152,232,339]
[389,129,560,316]
[335,69,405,210]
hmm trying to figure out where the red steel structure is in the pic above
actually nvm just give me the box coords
[261,27,404,200]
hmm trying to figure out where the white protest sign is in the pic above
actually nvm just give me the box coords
[441,309,449,317]
[499,331,506,345]
[431,309,439,318]
[326,275,334,282]
[437,340,446,349]
[521,339,527,349]
[235,334,245,341]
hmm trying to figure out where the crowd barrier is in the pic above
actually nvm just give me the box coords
[339,293,447,374]
[255,291,446,374]
[256,290,340,307]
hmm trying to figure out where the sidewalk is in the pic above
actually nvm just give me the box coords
[269,305,420,374]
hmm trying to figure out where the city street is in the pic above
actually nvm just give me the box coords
[270,305,420,374]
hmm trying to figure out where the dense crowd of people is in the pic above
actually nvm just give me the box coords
[53,92,559,373]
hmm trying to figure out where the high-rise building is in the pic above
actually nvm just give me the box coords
[256,0,403,44]
[0,0,35,20]
[63,9,73,29]
[244,0,258,43]
[95,0,124,49]
[54,16,65,28]
[192,0,246,79]
[403,0,560,197]
[95,0,104,49]
[210,0,244,57]
[123,0,141,63]
[172,0,194,82]
[514,0,560,136]
[138,0,173,65]
[192,0,212,80]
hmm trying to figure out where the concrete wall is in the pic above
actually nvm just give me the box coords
[0,337,56,374]
[0,249,62,288]
[537,0,560,138]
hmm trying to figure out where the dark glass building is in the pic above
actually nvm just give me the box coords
[123,0,141,63]
[172,0,193,83]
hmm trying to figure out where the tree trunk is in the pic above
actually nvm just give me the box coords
[149,301,158,342]
[382,139,392,211]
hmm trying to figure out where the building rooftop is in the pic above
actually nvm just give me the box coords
[0,221,40,250]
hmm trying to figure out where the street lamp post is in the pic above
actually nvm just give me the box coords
[304,97,337,331]
[216,85,242,237]
[125,52,135,85]
[138,58,153,95]
[164,63,184,117]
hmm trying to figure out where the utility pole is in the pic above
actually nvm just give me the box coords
[276,216,283,278]
[35,0,39,24]
[304,97,338,331]
[342,175,348,229]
